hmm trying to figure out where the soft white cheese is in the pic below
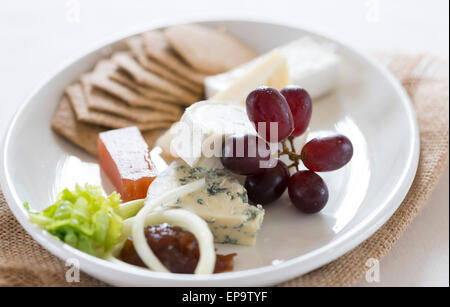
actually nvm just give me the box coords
[147,159,265,246]
[171,100,256,167]
[205,36,340,100]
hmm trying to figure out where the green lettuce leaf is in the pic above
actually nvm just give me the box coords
[25,184,122,257]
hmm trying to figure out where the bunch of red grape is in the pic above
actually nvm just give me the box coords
[220,86,353,214]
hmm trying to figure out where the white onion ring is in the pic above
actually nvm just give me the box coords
[131,179,216,274]
[132,209,216,274]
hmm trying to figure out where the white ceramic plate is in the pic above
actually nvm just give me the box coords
[0,18,419,286]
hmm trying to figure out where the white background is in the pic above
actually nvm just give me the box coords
[0,0,448,286]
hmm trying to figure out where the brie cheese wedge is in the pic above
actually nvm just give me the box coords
[205,36,340,100]
[147,159,265,246]
[171,100,256,167]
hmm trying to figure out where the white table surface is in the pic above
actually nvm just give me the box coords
[1,0,448,287]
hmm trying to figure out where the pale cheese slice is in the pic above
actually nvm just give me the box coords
[210,50,289,104]
[206,36,340,100]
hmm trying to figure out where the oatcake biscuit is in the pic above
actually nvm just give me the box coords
[51,95,105,156]
[65,83,172,131]
[142,31,207,85]
[112,52,199,104]
[110,70,182,104]
[81,74,180,123]
[126,36,203,94]
[163,24,257,74]
[51,97,165,156]
[110,70,185,104]
[92,60,183,104]
[89,60,182,115]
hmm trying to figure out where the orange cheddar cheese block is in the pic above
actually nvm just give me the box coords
[98,126,157,202]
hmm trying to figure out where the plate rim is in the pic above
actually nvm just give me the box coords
[0,14,420,286]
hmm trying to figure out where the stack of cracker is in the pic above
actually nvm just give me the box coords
[51,23,257,156]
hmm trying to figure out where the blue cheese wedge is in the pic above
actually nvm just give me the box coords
[205,36,340,100]
[147,159,265,246]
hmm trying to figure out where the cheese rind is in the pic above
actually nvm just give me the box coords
[205,36,340,100]
[146,159,265,245]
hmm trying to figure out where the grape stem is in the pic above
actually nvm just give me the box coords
[278,136,303,172]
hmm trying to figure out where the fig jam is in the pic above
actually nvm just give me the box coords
[119,223,236,274]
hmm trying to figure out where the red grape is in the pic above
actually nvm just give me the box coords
[288,171,328,214]
[244,161,290,205]
[301,134,353,172]
[246,86,294,142]
[280,86,312,137]
[220,134,274,175]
